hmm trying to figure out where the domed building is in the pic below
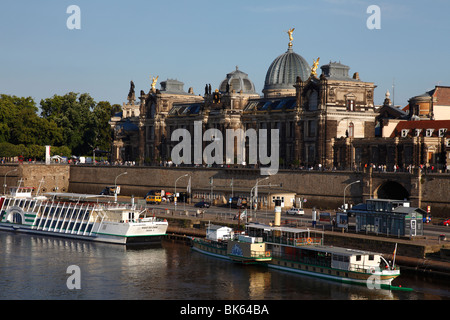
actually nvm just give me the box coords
[219,66,258,95]
[111,28,378,173]
[263,44,311,98]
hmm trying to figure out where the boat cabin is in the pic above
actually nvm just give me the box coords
[101,207,141,223]
[245,223,323,246]
[9,187,34,198]
[327,247,384,272]
[206,225,234,241]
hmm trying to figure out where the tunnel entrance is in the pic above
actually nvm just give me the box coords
[375,181,410,200]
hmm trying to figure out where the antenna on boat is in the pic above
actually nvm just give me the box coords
[36,178,45,196]
[392,243,398,269]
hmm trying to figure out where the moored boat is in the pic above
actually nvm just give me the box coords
[246,222,402,289]
[0,189,168,245]
[191,224,272,264]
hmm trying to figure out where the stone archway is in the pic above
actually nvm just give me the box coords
[375,181,410,200]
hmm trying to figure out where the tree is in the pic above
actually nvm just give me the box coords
[40,92,96,155]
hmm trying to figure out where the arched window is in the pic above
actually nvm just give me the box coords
[348,122,354,138]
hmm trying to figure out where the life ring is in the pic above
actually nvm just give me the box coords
[306,237,313,244]
[265,251,270,257]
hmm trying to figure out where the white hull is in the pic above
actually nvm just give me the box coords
[0,221,167,244]
[267,261,399,286]
[0,193,168,245]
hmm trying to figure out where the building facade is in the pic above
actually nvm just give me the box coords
[110,33,377,170]
[334,86,450,172]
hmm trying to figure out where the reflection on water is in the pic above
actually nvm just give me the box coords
[0,232,449,300]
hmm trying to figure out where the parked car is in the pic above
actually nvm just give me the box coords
[194,201,210,208]
[442,218,450,226]
[286,208,304,215]
[100,186,120,195]
[146,195,162,204]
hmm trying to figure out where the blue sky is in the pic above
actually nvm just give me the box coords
[1,0,449,108]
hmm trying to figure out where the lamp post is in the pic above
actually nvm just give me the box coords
[114,171,127,202]
[343,180,360,210]
[175,173,189,210]
[4,168,18,195]
[250,177,269,221]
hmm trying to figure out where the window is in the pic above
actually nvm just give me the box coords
[401,129,409,137]
[426,129,434,137]
[415,129,422,137]
[356,255,361,261]
[308,120,316,137]
[346,100,355,111]
[439,128,447,137]
[368,255,374,260]
[348,122,354,138]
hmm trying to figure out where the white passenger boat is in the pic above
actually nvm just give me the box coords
[0,188,168,245]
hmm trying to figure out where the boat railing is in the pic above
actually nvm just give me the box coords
[249,250,271,259]
[265,236,323,246]
[194,238,227,249]
[348,264,399,274]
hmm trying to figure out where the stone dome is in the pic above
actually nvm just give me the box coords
[263,46,310,97]
[219,66,257,94]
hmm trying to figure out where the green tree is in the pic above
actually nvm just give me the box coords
[87,101,113,152]
[40,92,96,155]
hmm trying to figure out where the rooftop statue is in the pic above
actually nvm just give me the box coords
[128,80,135,101]
[311,57,320,76]
[151,75,159,91]
[286,28,295,47]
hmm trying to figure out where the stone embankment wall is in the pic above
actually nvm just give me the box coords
[1,164,448,216]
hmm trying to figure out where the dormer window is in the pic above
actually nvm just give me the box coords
[346,99,354,111]
[438,128,447,137]
[415,129,422,137]
[426,129,434,137]
[401,129,409,138]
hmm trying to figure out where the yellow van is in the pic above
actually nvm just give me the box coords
[146,195,162,204]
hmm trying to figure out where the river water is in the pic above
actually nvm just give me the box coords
[1,232,449,303]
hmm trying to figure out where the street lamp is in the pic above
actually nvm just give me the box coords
[343,180,361,210]
[174,173,189,209]
[114,171,127,202]
[250,177,269,221]
[4,168,18,195]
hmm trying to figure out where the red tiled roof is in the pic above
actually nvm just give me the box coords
[433,86,450,106]
[390,120,450,138]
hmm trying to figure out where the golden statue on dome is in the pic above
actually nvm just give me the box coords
[311,57,320,76]
[150,75,159,91]
[286,28,295,47]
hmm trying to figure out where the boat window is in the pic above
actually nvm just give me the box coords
[368,255,374,260]
[356,255,361,261]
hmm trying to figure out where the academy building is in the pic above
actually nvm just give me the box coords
[109,30,448,171]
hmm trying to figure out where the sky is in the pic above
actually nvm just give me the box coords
[1,0,449,109]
